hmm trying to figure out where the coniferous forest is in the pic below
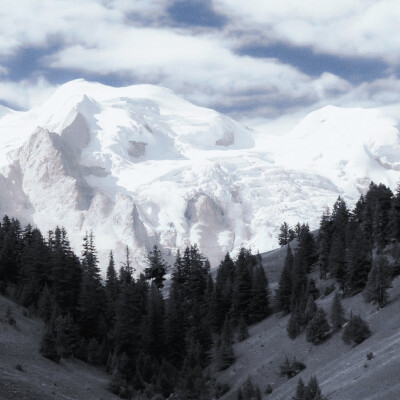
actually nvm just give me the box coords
[1,181,400,399]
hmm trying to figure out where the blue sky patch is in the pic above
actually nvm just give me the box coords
[237,42,388,84]
[167,0,227,28]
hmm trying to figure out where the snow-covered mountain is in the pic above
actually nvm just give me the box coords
[0,79,399,271]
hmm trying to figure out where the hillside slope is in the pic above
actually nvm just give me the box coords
[217,274,400,400]
[0,295,119,400]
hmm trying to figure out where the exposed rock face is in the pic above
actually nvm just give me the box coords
[128,141,147,158]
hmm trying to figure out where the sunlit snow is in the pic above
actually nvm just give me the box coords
[0,80,399,271]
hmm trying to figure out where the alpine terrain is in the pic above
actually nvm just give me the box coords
[0,79,399,270]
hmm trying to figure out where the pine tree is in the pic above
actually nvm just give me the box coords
[364,256,393,308]
[114,280,145,359]
[211,252,235,332]
[38,284,54,322]
[119,245,134,283]
[277,245,293,313]
[145,245,167,289]
[105,250,119,327]
[144,284,165,359]
[249,265,270,323]
[306,375,323,399]
[237,314,249,342]
[306,308,330,345]
[165,290,186,368]
[232,248,253,322]
[304,295,317,323]
[50,227,82,317]
[390,183,400,242]
[278,222,291,246]
[371,183,393,250]
[342,313,371,345]
[345,227,371,295]
[215,318,235,371]
[298,224,317,271]
[290,246,308,315]
[318,208,332,279]
[287,311,301,340]
[78,231,106,339]
[328,232,346,289]
[106,250,118,301]
[294,377,305,400]
[330,291,346,331]
[40,320,60,362]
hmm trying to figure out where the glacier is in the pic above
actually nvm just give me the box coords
[0,79,399,271]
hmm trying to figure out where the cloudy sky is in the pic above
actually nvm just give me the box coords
[1,0,400,130]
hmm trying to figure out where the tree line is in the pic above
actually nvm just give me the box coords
[276,182,398,345]
[0,219,269,400]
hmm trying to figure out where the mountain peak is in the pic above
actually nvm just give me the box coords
[0,83,399,271]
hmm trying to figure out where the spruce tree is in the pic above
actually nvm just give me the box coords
[304,295,317,323]
[215,318,235,371]
[390,183,400,242]
[144,284,165,359]
[237,314,249,342]
[249,265,270,323]
[277,245,293,313]
[345,227,371,295]
[364,256,393,308]
[306,375,323,399]
[232,248,253,322]
[106,250,118,301]
[328,232,346,289]
[78,231,106,339]
[306,308,330,345]
[50,227,82,317]
[287,311,301,339]
[294,377,305,400]
[318,208,332,279]
[278,222,291,246]
[114,279,144,359]
[40,320,60,362]
[145,245,167,289]
[212,252,235,331]
[342,313,371,345]
[330,291,346,331]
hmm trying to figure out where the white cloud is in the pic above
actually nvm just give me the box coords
[214,0,400,63]
[1,0,399,122]
[0,65,9,76]
[0,78,56,109]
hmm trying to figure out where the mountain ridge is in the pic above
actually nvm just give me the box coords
[0,80,399,271]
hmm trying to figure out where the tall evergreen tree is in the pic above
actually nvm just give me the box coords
[50,227,82,317]
[249,265,270,323]
[345,226,371,295]
[277,245,293,313]
[330,291,346,332]
[78,231,106,339]
[211,252,235,331]
[342,313,371,345]
[364,256,393,307]
[232,248,253,322]
[144,284,165,359]
[328,232,346,289]
[306,308,330,345]
[278,222,291,246]
[215,318,235,371]
[145,245,167,289]
[318,208,332,279]
[390,183,400,242]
